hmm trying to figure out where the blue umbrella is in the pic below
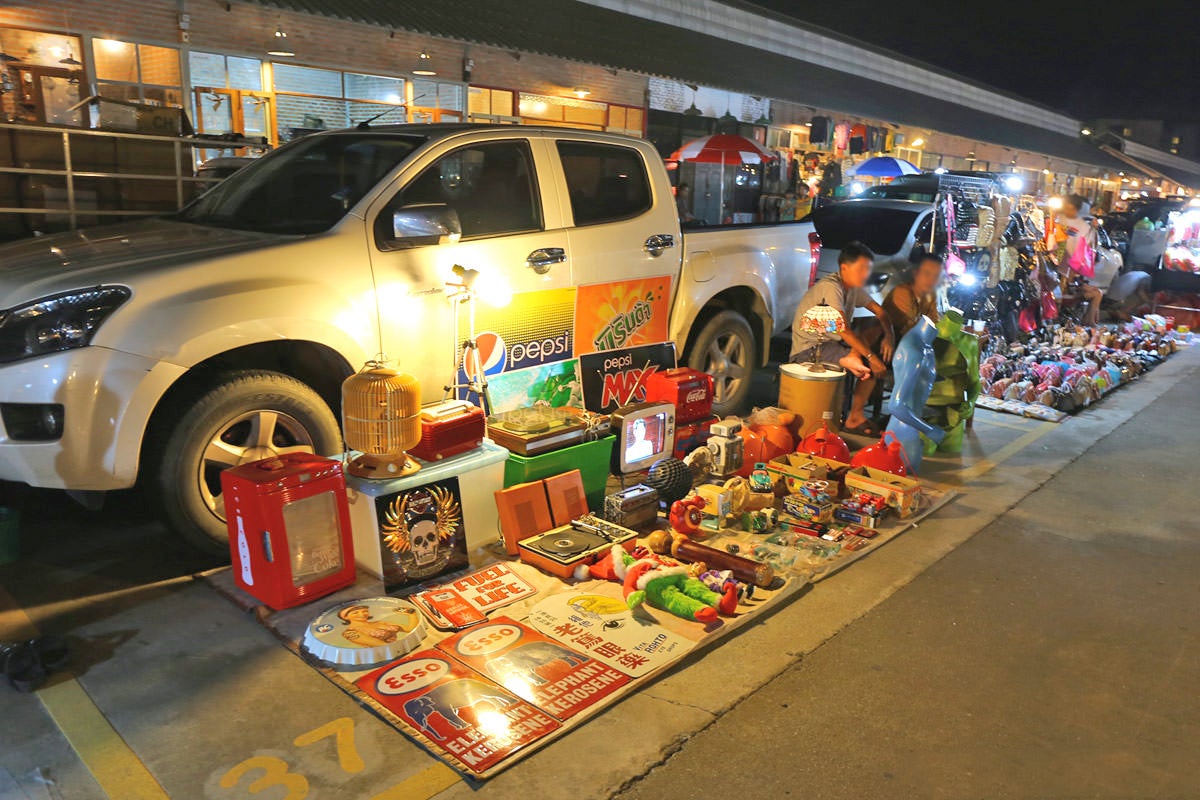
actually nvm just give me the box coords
[850,156,921,178]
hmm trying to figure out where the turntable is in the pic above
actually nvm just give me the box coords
[517,514,639,579]
[487,406,586,456]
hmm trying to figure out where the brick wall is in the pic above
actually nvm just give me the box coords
[0,1,647,111]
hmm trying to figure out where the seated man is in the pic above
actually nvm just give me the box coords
[791,241,895,436]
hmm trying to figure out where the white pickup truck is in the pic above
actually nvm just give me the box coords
[0,124,819,552]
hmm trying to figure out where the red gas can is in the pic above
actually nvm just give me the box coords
[220,453,356,610]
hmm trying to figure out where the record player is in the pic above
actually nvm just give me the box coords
[487,406,586,456]
[517,514,639,579]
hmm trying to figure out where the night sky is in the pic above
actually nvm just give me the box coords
[739,0,1199,121]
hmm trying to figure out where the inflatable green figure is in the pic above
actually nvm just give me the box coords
[926,310,980,453]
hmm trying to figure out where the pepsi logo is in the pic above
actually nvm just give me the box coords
[461,331,507,381]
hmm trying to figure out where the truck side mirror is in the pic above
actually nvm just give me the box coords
[383,204,462,250]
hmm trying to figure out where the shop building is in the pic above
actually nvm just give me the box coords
[1,0,1197,212]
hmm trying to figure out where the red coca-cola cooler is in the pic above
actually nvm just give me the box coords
[642,367,714,424]
[220,453,356,610]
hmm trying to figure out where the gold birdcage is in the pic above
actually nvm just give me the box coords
[341,362,422,479]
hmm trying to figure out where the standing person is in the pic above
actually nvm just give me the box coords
[883,254,943,340]
[1055,194,1104,326]
[791,242,895,436]
[675,182,697,224]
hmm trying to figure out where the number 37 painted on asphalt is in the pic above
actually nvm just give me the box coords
[217,717,418,799]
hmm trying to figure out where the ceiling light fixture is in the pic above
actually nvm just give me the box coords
[572,86,591,99]
[58,49,82,66]
[411,50,436,76]
[911,137,925,148]
[266,25,295,57]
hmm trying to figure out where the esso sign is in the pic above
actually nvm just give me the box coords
[376,657,449,695]
[455,624,522,657]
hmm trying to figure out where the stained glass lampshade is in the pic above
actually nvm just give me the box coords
[800,301,845,370]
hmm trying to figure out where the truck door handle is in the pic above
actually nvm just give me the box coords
[526,247,566,273]
[644,234,675,256]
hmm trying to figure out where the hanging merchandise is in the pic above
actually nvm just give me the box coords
[868,126,885,153]
[848,123,867,155]
[833,122,850,152]
[808,116,831,147]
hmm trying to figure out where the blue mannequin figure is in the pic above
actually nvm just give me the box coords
[885,315,945,473]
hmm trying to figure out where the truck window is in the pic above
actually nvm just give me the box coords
[556,141,651,226]
[178,132,425,235]
[380,140,542,241]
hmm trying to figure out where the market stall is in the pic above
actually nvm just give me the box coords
[203,302,958,778]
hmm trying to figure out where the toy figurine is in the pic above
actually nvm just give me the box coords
[698,569,753,604]
[884,316,945,473]
[669,496,706,538]
[622,560,734,623]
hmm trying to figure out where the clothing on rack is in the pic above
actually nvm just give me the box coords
[833,122,850,152]
[808,116,831,147]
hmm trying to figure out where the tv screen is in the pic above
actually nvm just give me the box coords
[625,411,668,466]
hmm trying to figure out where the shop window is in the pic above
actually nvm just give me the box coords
[519,93,607,130]
[410,79,463,123]
[607,104,644,137]
[273,64,407,138]
[0,29,84,125]
[92,39,182,107]
[382,141,541,240]
[556,141,651,226]
[189,52,263,91]
[468,86,517,124]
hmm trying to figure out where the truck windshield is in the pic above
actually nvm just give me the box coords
[177,132,426,234]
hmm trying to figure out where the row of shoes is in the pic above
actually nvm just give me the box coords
[979,325,1176,413]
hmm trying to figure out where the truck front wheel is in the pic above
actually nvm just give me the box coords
[147,370,342,556]
[686,310,756,416]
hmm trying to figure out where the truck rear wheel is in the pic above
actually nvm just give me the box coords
[686,310,756,416]
[147,370,342,556]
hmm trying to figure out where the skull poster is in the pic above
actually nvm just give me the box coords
[376,478,468,591]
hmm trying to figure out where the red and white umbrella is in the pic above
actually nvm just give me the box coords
[669,135,776,221]
[668,134,776,165]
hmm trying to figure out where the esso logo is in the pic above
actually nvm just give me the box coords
[455,624,522,657]
[376,657,449,695]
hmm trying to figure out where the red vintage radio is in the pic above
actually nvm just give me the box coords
[220,453,357,610]
[408,400,486,462]
[672,415,717,460]
[642,367,714,424]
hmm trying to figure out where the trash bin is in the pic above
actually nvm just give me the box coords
[778,362,846,437]
[0,507,19,565]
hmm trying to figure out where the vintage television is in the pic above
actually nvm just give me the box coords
[220,453,356,610]
[609,401,676,476]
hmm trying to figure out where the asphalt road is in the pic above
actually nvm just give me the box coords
[618,360,1200,800]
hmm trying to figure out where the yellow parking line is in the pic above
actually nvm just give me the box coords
[370,761,461,799]
[952,420,1058,484]
[0,585,170,800]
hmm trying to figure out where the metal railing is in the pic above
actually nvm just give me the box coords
[0,122,260,235]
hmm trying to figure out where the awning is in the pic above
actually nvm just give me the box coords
[245,0,1128,174]
[1099,144,1171,182]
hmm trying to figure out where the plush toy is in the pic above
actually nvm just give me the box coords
[622,560,729,623]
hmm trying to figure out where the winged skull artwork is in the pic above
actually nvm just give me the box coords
[381,485,462,568]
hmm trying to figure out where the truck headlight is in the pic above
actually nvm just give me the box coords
[0,286,131,364]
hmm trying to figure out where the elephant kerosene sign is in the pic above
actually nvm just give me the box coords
[358,650,558,773]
